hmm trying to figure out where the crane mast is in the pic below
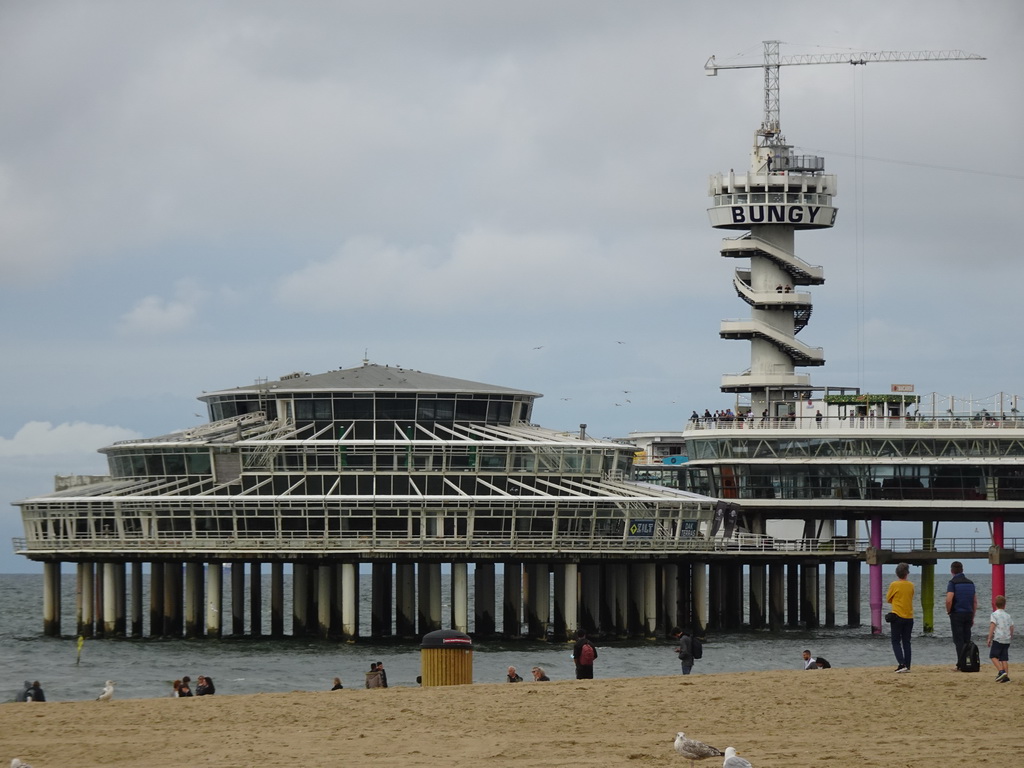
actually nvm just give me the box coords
[706,40,986,149]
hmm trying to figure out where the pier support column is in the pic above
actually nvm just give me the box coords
[824,561,835,628]
[418,561,442,634]
[184,562,203,638]
[474,562,496,637]
[786,562,799,628]
[554,563,578,641]
[341,562,358,641]
[95,561,105,636]
[677,561,693,632]
[661,563,679,634]
[749,563,766,629]
[148,561,163,637]
[317,563,333,639]
[526,563,550,639]
[691,561,708,634]
[800,561,819,629]
[580,564,601,634]
[921,520,935,633]
[768,562,785,630]
[642,562,657,637]
[707,562,724,631]
[292,563,309,637]
[371,562,393,638]
[164,561,183,637]
[79,562,95,637]
[726,562,744,629]
[131,563,143,637]
[114,563,126,637]
[869,517,883,634]
[502,562,522,637]
[102,562,119,637]
[395,563,416,638]
[250,562,263,637]
[270,562,284,637]
[992,517,1006,609]
[206,563,222,639]
[231,562,245,635]
[451,562,469,633]
[847,560,861,627]
[43,562,61,637]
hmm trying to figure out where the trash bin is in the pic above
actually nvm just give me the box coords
[420,629,473,686]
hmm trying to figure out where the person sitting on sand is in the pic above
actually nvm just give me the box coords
[25,681,45,702]
[814,657,832,669]
[331,677,344,690]
[171,680,182,697]
[365,662,383,689]
[531,666,550,681]
[507,666,523,683]
[178,676,193,697]
[195,675,215,695]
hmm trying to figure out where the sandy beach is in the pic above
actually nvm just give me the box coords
[3,665,1021,767]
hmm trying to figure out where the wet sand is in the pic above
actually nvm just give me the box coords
[3,665,1021,767]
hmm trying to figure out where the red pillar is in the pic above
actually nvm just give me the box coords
[992,517,1006,609]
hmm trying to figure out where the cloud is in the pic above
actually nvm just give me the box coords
[117,279,207,335]
[0,421,141,458]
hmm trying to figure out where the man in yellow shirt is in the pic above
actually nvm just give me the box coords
[886,562,915,672]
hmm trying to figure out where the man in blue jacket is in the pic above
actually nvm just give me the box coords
[945,561,977,669]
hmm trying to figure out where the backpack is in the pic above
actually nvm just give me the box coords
[958,640,981,673]
[579,642,596,665]
[690,635,703,660]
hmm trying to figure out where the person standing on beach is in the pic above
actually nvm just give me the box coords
[572,629,598,680]
[365,662,383,688]
[672,627,696,675]
[886,562,915,672]
[987,594,1014,682]
[945,561,977,669]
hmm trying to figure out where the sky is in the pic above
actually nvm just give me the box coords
[2,0,1022,572]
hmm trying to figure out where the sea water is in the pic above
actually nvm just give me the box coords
[2,571,1021,702]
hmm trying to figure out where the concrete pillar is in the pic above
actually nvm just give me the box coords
[94,561,105,636]
[627,564,644,636]
[451,562,469,633]
[691,561,708,634]
[102,562,118,637]
[293,563,310,637]
[749,563,767,630]
[824,561,836,628]
[395,563,416,637]
[418,561,442,634]
[526,563,549,639]
[371,562,393,638]
[317,563,333,639]
[707,562,723,631]
[270,562,284,637]
[341,562,358,641]
[580,564,602,635]
[79,562,95,637]
[847,560,862,627]
[600,564,618,636]
[473,562,496,637]
[555,562,578,641]
[801,561,819,629]
[250,562,263,637]
[642,562,657,637]
[661,563,679,633]
[869,516,883,634]
[206,562,222,638]
[786,562,799,628]
[184,562,203,638]
[613,563,629,637]
[769,562,785,630]
[921,520,935,633]
[43,562,61,637]
[993,517,1006,609]
[728,562,745,629]
[164,561,183,637]
[231,561,246,635]
[131,563,143,637]
[677,561,693,632]
[148,561,164,637]
[114,563,126,636]
[502,562,522,637]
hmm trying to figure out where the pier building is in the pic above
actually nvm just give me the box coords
[14,363,727,641]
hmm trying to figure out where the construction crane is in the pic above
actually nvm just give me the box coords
[705,41,985,148]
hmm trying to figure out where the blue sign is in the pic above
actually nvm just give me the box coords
[662,455,689,465]
[628,520,655,538]
[680,520,699,538]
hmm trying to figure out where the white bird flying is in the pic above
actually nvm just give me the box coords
[96,680,115,701]
[723,747,753,768]
[674,732,724,767]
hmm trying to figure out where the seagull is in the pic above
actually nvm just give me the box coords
[11,759,33,768]
[674,732,724,767]
[97,680,115,701]
[723,747,753,768]
[532,346,544,350]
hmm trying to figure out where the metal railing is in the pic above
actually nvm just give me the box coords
[685,416,1024,431]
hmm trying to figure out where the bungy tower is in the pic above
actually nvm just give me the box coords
[707,128,835,417]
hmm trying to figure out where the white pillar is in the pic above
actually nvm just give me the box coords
[79,562,95,637]
[562,562,578,637]
[43,562,61,637]
[102,562,118,636]
[317,564,333,639]
[692,561,708,633]
[341,562,358,641]
[643,562,657,637]
[451,562,469,633]
[206,562,222,638]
